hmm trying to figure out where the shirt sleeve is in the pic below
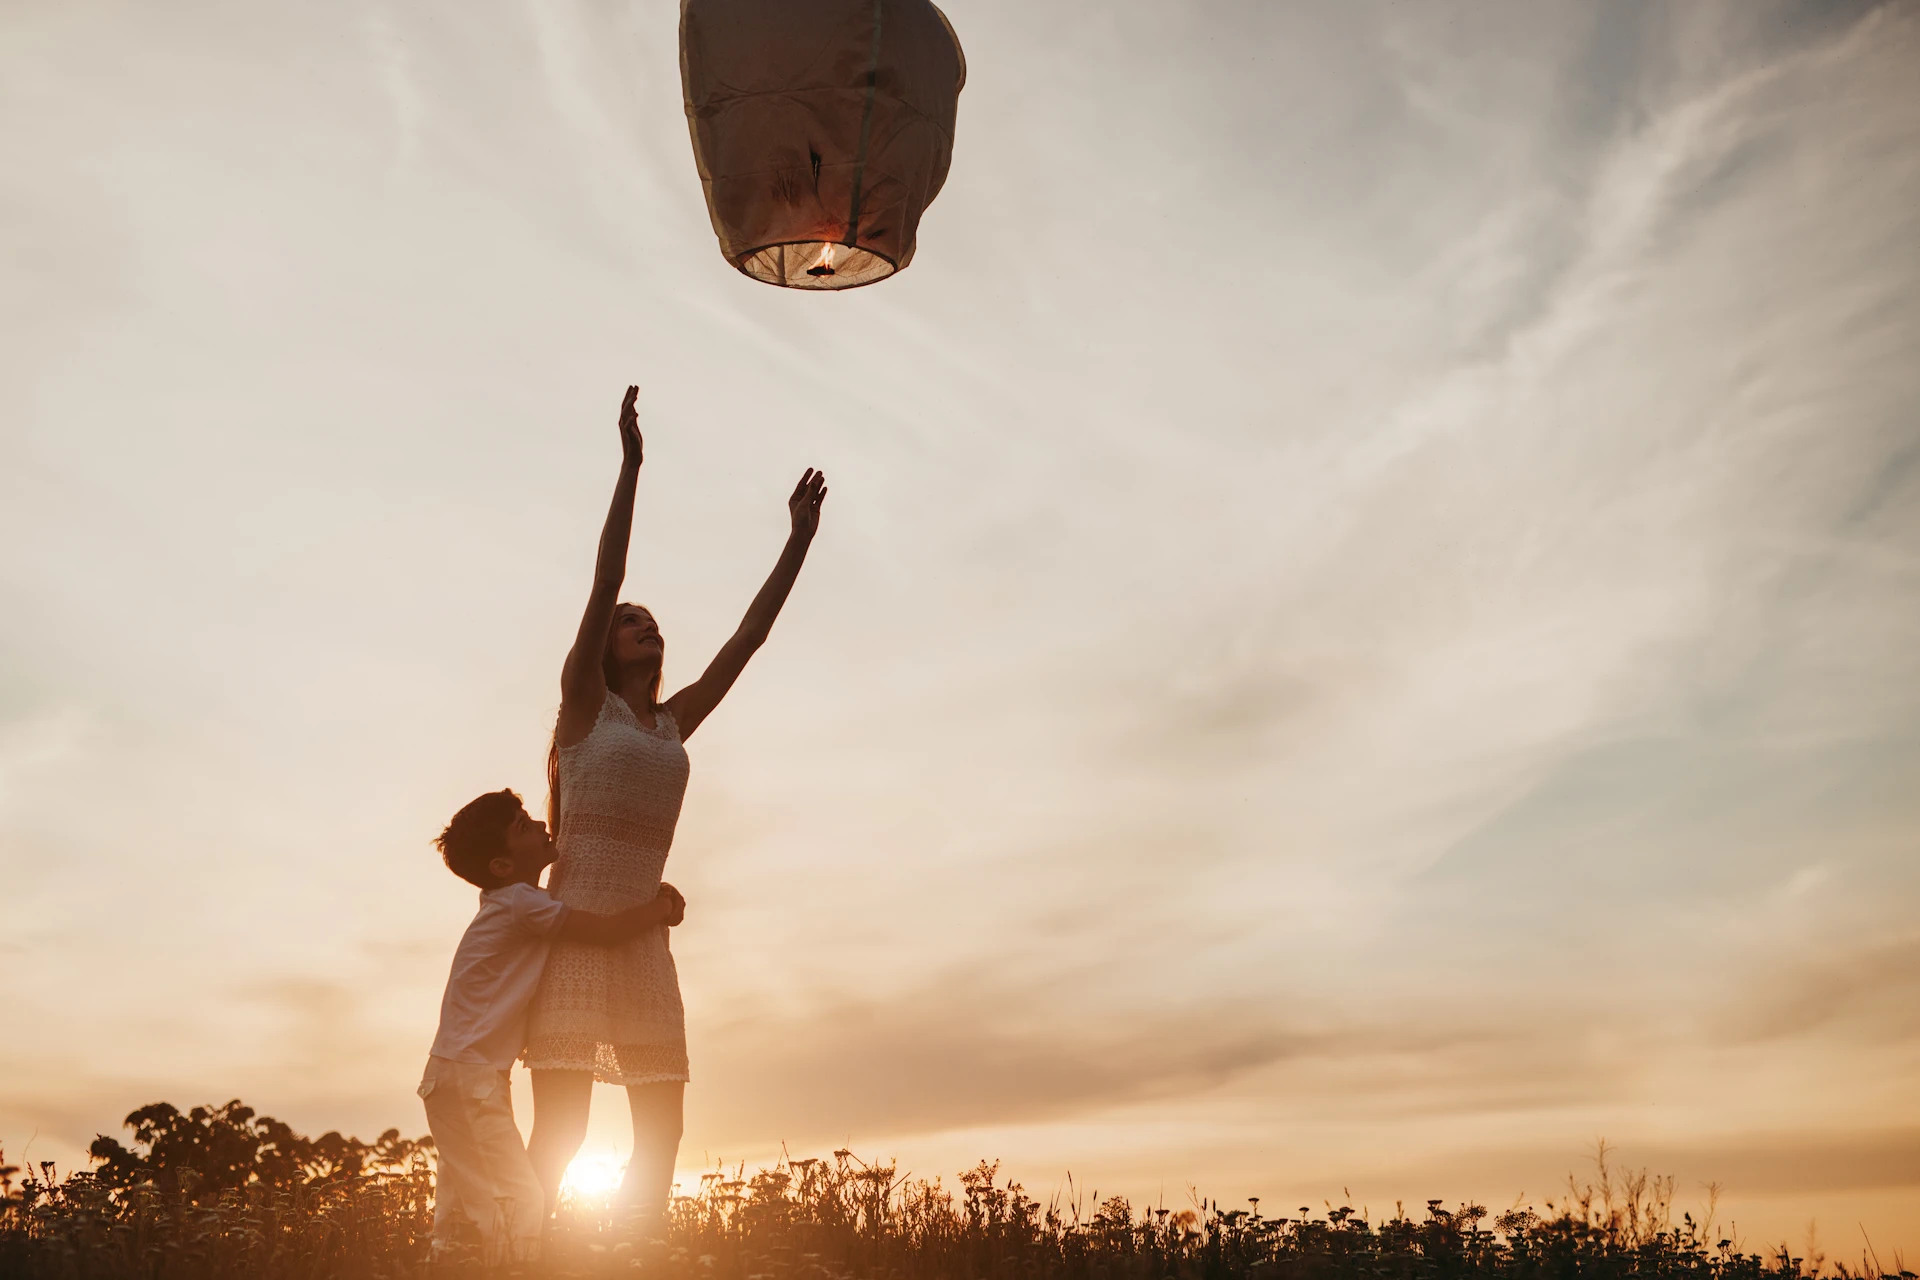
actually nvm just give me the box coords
[506,884,571,938]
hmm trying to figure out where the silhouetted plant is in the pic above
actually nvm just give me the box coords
[4,1107,1912,1279]
[3,1102,435,1278]
[86,1099,432,1199]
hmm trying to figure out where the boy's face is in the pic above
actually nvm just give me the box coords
[488,803,557,885]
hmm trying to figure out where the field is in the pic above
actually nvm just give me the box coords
[2,1101,1905,1279]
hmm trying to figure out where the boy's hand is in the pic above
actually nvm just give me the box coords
[659,882,686,927]
[556,885,683,945]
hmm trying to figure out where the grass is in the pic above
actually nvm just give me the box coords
[2,1103,1908,1279]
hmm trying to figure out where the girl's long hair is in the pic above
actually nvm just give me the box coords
[546,609,662,836]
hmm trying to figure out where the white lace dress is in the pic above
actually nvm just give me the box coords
[524,690,691,1084]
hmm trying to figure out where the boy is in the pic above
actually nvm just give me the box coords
[421,787,683,1264]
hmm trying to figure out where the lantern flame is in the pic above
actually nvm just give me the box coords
[806,243,837,278]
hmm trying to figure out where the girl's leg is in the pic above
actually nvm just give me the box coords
[526,1069,595,1215]
[620,1081,685,1231]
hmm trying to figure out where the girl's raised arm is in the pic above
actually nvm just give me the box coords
[666,468,827,741]
[557,385,644,749]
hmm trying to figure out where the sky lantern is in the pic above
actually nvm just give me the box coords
[679,0,965,290]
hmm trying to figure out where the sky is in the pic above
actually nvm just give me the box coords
[3,0,1918,1260]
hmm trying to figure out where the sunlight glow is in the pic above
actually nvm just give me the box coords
[562,1152,626,1200]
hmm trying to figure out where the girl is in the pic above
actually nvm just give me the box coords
[523,384,827,1226]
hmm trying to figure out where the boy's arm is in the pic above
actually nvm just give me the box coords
[554,894,676,945]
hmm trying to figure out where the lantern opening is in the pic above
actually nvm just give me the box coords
[737,241,898,290]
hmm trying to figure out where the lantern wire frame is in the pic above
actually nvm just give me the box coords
[737,241,897,290]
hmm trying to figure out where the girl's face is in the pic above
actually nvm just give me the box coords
[610,605,664,667]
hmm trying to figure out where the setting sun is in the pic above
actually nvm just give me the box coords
[561,1152,627,1201]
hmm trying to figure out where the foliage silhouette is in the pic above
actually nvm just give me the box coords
[3,1103,1910,1279]
[86,1099,432,1199]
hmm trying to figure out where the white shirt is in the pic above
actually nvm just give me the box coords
[428,881,571,1070]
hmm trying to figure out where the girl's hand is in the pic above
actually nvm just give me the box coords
[788,468,827,540]
[659,882,686,927]
[618,384,644,468]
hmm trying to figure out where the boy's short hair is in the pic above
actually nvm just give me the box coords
[436,789,524,889]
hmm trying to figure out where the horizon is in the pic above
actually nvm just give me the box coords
[2,0,1916,1260]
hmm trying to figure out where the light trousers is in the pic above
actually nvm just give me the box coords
[418,1056,545,1264]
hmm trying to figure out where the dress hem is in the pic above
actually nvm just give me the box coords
[521,1061,691,1088]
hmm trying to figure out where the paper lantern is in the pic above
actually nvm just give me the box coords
[679,0,965,290]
